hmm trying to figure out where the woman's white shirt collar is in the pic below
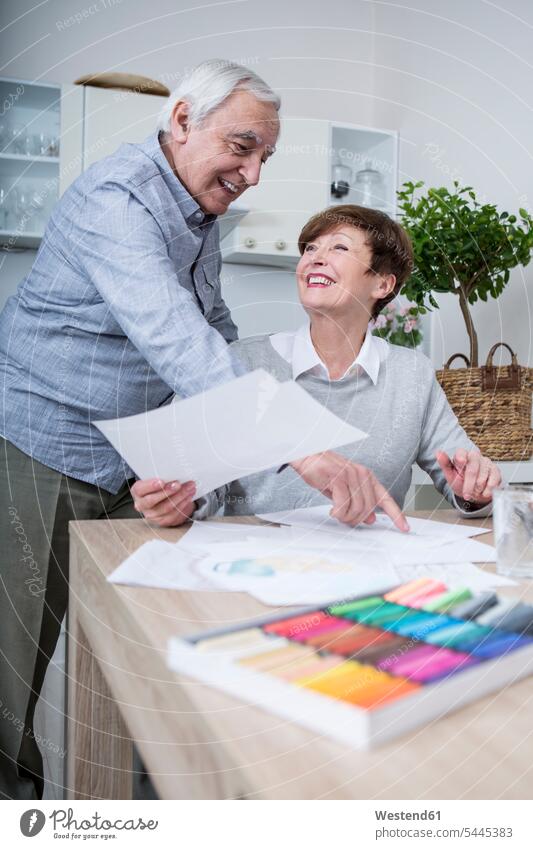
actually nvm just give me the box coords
[269,323,389,384]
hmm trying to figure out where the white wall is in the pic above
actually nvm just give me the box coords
[372,0,533,367]
[2,0,532,357]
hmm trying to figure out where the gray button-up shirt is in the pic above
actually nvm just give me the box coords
[0,131,240,492]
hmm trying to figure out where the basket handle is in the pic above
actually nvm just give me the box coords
[484,342,518,369]
[482,342,521,390]
[443,353,471,369]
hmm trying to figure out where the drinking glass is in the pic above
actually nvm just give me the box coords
[14,186,33,230]
[35,132,50,157]
[0,187,8,230]
[493,485,533,578]
[47,135,59,157]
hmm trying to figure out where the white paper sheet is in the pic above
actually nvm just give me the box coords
[107,538,397,605]
[392,562,514,589]
[278,526,498,566]
[108,529,512,607]
[258,504,489,539]
[95,370,367,498]
[175,517,497,567]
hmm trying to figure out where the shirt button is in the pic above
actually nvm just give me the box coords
[194,211,203,221]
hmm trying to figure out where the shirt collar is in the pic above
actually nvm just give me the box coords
[141,132,216,228]
[269,322,387,384]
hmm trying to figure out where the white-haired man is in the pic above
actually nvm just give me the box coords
[0,59,405,800]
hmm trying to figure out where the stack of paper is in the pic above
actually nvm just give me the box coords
[108,513,512,607]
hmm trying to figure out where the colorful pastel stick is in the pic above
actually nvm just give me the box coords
[238,644,314,671]
[336,601,393,622]
[422,622,489,647]
[352,604,413,628]
[196,628,285,658]
[385,579,433,603]
[299,669,420,709]
[264,611,334,637]
[296,660,415,709]
[306,624,394,652]
[273,655,345,682]
[348,635,417,665]
[378,644,438,674]
[398,581,447,608]
[328,596,384,615]
[448,591,498,621]
[476,598,517,626]
[422,588,472,613]
[378,644,477,683]
[483,602,533,636]
[461,631,533,659]
[389,612,460,639]
[288,617,352,642]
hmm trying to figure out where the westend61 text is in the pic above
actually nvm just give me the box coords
[375,809,441,821]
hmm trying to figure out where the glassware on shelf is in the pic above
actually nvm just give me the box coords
[353,160,386,208]
[21,132,34,157]
[29,184,46,230]
[331,157,352,199]
[6,126,32,156]
[47,135,59,157]
[0,186,8,230]
[0,123,8,153]
[7,126,22,154]
[1,127,58,159]
[14,186,33,230]
[34,132,50,157]
[2,186,18,231]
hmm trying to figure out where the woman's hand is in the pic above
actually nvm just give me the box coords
[131,478,197,527]
[435,449,501,505]
[290,451,409,531]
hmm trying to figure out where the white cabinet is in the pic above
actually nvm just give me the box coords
[0,78,61,249]
[221,119,398,268]
[59,84,166,194]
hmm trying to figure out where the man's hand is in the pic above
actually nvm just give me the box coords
[131,478,197,527]
[436,449,501,505]
[290,451,409,531]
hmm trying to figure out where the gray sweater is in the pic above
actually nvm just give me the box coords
[196,334,481,519]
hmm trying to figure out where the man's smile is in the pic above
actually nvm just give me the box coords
[218,177,240,196]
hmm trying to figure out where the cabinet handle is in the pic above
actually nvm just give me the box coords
[275,239,287,251]
[244,237,256,249]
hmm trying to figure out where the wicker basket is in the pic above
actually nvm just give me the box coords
[436,343,533,461]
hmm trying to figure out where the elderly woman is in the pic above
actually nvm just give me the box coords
[134,204,501,525]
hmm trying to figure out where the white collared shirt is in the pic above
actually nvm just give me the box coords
[269,322,389,384]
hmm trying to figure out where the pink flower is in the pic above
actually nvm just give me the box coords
[374,314,388,329]
[399,306,410,316]
[386,302,397,313]
[404,318,418,333]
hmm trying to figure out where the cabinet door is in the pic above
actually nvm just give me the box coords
[83,87,166,168]
[223,118,330,267]
[60,85,166,193]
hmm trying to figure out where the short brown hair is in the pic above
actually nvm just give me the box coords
[298,204,414,319]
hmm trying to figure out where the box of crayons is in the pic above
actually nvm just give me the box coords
[167,578,533,748]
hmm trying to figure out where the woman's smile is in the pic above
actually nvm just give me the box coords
[306,273,336,288]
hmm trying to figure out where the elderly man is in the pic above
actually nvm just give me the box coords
[0,59,404,800]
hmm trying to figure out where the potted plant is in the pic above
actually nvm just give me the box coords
[372,302,423,348]
[396,180,533,366]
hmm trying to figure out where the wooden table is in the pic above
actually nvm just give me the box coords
[66,512,533,800]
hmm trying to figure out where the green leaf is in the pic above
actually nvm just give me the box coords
[396,179,533,347]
